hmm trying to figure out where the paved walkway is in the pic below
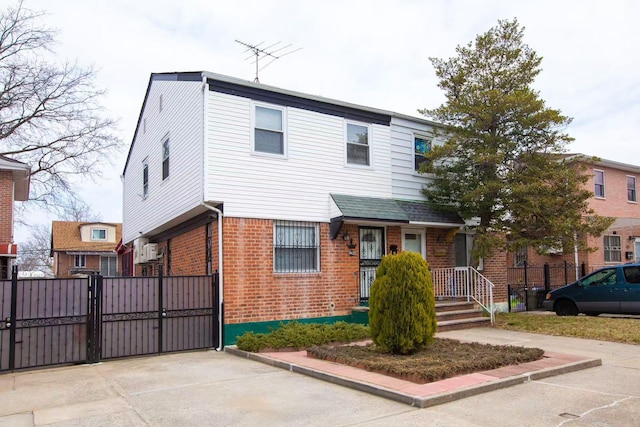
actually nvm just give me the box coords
[0,328,639,426]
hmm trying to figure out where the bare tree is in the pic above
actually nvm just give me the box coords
[16,223,53,276]
[60,197,102,222]
[0,1,121,214]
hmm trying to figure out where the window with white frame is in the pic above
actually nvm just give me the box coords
[74,254,86,268]
[273,221,320,273]
[100,255,117,276]
[604,235,621,263]
[627,176,636,202]
[142,160,149,197]
[414,136,431,171]
[346,123,369,166]
[91,228,107,241]
[162,137,170,180]
[594,169,605,198]
[254,105,285,155]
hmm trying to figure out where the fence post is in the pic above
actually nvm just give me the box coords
[543,263,551,291]
[158,265,164,354]
[564,260,569,285]
[523,261,529,288]
[8,265,18,371]
[507,285,512,313]
[213,270,220,349]
[87,274,103,364]
[581,262,586,278]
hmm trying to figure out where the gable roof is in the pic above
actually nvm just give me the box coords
[51,221,122,253]
[0,154,30,201]
[122,71,442,175]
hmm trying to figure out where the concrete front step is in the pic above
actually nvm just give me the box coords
[437,317,491,332]
[435,301,475,312]
[437,309,485,322]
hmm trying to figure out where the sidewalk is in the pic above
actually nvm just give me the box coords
[0,328,638,426]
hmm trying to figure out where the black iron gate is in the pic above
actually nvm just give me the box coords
[0,266,219,372]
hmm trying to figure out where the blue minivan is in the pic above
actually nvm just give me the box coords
[542,264,640,316]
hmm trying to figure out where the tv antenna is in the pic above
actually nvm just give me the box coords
[235,40,302,83]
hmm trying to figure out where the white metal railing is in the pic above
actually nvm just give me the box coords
[431,267,495,323]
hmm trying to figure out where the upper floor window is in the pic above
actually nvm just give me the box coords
[414,136,431,171]
[594,169,605,198]
[346,123,369,166]
[274,221,320,273]
[603,235,621,263]
[254,105,285,155]
[142,160,149,197]
[627,176,636,202]
[162,137,170,180]
[91,228,107,241]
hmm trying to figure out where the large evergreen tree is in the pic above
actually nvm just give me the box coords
[420,18,612,258]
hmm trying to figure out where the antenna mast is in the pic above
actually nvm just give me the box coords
[235,40,302,83]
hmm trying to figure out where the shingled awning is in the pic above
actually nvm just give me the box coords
[329,194,464,240]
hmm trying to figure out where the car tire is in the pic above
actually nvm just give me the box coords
[555,299,579,316]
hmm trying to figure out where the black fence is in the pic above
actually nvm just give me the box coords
[507,261,586,312]
[0,266,219,372]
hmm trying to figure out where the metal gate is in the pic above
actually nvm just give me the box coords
[0,267,219,372]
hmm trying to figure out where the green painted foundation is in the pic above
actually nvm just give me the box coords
[223,312,369,346]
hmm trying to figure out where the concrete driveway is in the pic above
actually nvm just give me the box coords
[1,327,639,426]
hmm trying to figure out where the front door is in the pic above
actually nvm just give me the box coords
[359,227,385,302]
[403,229,425,259]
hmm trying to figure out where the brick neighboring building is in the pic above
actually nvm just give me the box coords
[508,155,640,275]
[51,221,123,278]
[0,155,30,279]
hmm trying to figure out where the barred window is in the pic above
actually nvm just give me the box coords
[604,235,621,263]
[274,221,320,273]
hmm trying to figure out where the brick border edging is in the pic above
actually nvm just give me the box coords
[225,346,602,408]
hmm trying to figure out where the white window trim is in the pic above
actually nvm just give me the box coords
[627,175,637,203]
[594,169,605,199]
[74,254,86,268]
[161,135,170,181]
[251,101,288,158]
[413,133,433,174]
[91,228,107,241]
[603,234,621,263]
[273,221,320,273]
[344,120,372,168]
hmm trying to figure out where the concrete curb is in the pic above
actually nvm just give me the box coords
[225,346,602,408]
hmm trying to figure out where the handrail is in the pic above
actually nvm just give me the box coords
[431,267,495,323]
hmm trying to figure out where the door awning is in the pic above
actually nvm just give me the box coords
[330,194,464,239]
[0,243,18,257]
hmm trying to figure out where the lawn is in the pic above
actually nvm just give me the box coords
[495,312,640,345]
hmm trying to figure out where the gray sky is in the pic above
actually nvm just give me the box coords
[17,0,640,242]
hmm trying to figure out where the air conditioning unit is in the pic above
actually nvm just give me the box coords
[144,243,159,261]
[133,238,149,264]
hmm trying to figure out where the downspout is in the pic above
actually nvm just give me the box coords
[201,73,224,351]
[203,203,223,351]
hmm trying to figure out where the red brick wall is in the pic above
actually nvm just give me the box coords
[425,228,456,269]
[223,218,359,324]
[0,171,14,244]
[482,249,508,304]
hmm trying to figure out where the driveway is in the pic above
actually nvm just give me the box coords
[1,328,639,426]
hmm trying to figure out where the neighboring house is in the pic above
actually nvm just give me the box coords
[122,71,507,342]
[0,155,30,279]
[51,221,122,277]
[509,155,640,275]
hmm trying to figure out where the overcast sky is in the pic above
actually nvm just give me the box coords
[16,0,640,242]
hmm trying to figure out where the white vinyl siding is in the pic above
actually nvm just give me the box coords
[204,91,393,222]
[390,117,440,200]
[122,80,203,243]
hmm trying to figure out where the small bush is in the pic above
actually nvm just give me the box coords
[235,321,370,352]
[369,252,437,355]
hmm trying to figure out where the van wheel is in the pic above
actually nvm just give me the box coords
[555,300,578,316]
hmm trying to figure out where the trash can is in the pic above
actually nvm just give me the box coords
[526,287,545,310]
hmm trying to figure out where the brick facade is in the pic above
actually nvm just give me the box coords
[0,171,13,245]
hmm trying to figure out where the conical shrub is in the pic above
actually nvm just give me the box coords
[368,251,437,355]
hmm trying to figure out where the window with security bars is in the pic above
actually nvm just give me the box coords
[603,235,621,263]
[274,221,320,272]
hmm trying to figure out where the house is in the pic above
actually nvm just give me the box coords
[0,155,30,279]
[508,155,640,275]
[122,72,506,343]
[50,221,123,277]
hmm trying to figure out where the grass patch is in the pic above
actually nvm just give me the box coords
[235,321,370,352]
[307,339,544,384]
[495,313,640,345]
